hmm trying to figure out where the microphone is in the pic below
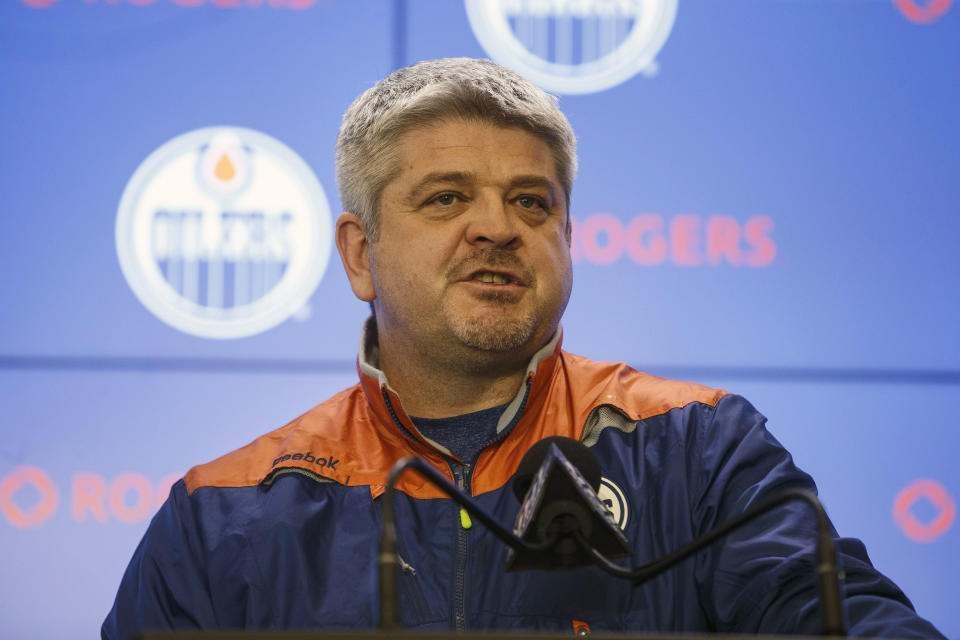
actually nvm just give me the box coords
[513,435,602,498]
[379,437,845,636]
[507,437,632,570]
[507,436,846,636]
[378,440,622,628]
[512,442,846,636]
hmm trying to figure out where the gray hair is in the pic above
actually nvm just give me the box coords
[335,57,577,239]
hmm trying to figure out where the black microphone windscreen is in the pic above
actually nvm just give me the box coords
[513,436,601,501]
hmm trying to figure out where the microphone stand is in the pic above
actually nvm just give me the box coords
[379,457,556,630]
[381,457,845,636]
[572,488,846,636]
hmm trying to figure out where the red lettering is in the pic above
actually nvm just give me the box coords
[110,473,154,524]
[576,212,775,268]
[580,213,624,265]
[744,215,776,267]
[670,214,701,266]
[270,0,315,7]
[894,479,956,543]
[706,215,741,266]
[71,472,108,523]
[625,214,666,265]
[0,466,59,529]
[20,0,317,7]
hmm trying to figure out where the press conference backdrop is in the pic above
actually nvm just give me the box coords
[1,0,957,638]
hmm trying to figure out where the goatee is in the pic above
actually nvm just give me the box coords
[447,309,537,352]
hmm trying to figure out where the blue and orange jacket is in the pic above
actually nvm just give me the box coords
[102,323,943,638]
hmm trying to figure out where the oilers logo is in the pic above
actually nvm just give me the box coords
[465,0,677,94]
[115,127,332,339]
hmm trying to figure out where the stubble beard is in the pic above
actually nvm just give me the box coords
[443,293,539,353]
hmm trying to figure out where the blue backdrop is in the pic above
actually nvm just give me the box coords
[1,1,957,638]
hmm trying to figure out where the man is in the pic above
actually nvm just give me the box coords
[103,58,943,638]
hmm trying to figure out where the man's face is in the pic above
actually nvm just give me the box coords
[366,119,572,367]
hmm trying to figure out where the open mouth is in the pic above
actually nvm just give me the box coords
[469,270,521,285]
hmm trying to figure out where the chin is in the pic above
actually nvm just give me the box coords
[448,314,538,353]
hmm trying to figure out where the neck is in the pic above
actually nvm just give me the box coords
[361,318,554,419]
[380,340,530,419]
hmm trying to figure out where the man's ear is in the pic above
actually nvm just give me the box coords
[335,212,375,302]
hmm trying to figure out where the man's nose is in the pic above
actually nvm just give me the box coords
[465,195,520,248]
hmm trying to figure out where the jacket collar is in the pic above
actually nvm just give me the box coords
[356,316,564,459]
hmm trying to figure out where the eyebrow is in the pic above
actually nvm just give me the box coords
[508,175,558,201]
[405,172,558,203]
[406,171,474,203]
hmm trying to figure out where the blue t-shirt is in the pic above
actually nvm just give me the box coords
[410,403,508,464]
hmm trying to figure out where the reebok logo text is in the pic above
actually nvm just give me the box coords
[271,452,339,471]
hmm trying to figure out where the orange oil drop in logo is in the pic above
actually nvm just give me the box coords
[214,153,236,182]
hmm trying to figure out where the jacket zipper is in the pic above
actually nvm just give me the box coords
[453,463,471,631]
[380,386,467,630]
[380,379,534,631]
[448,378,531,632]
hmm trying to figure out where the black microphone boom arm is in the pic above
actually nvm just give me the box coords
[575,487,845,636]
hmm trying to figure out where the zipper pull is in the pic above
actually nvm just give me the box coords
[454,464,468,489]
[454,464,472,529]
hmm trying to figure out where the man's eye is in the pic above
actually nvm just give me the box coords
[516,195,545,210]
[432,193,458,206]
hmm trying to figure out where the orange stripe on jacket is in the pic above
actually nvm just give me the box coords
[470,351,727,495]
[183,383,454,499]
[184,346,726,501]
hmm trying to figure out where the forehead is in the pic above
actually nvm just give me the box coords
[390,119,559,181]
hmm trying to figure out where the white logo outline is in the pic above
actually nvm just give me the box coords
[116,126,332,339]
[465,0,678,94]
